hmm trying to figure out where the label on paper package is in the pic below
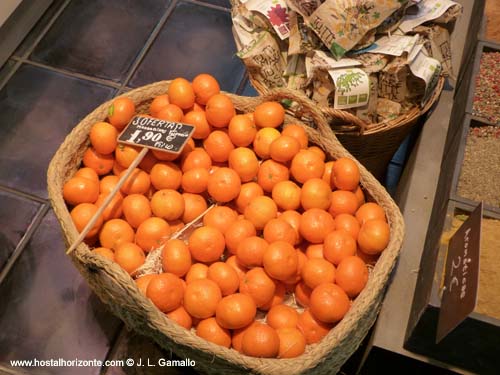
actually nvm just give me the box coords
[329,68,370,110]
[246,0,291,39]
[368,35,420,57]
[409,48,442,103]
[119,116,195,154]
[399,0,459,33]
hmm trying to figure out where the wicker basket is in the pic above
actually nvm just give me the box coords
[47,81,405,375]
[249,76,445,179]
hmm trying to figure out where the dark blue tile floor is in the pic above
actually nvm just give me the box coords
[0,1,416,374]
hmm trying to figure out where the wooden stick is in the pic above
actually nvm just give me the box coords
[66,147,149,255]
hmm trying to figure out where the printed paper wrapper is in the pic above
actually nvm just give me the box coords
[329,68,371,110]
[246,0,291,40]
[399,0,461,33]
[288,11,322,55]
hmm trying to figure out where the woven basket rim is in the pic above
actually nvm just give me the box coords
[47,80,405,375]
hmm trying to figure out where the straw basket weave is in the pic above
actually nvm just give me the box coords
[47,81,404,375]
[249,76,445,179]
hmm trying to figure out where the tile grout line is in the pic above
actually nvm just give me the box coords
[98,325,128,375]
[184,0,231,13]
[0,204,49,286]
[118,0,179,90]
[0,185,48,204]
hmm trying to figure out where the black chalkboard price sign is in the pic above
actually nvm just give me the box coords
[118,115,195,154]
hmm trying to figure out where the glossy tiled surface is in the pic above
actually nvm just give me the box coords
[129,1,245,92]
[30,0,171,82]
[0,210,122,374]
[0,64,114,198]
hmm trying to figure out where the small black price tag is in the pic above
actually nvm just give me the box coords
[436,202,482,343]
[118,116,195,154]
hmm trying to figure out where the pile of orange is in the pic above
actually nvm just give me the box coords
[62,74,391,359]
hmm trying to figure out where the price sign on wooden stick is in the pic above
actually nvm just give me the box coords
[66,116,195,254]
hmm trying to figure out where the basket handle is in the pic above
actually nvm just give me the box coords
[260,87,368,135]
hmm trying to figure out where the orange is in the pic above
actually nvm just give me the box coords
[207,167,241,203]
[228,147,259,182]
[192,73,220,105]
[203,130,235,163]
[331,157,360,191]
[150,162,182,190]
[294,281,312,308]
[151,148,179,162]
[146,273,184,312]
[185,263,209,284]
[308,146,326,161]
[334,213,360,240]
[257,159,289,193]
[115,144,141,168]
[188,226,225,263]
[95,192,123,221]
[205,93,235,127]
[182,110,211,139]
[240,267,276,308]
[284,249,307,285]
[138,151,158,173]
[323,229,357,265]
[299,208,335,244]
[353,185,366,208]
[322,161,335,188]
[135,274,154,294]
[269,135,301,163]
[168,219,184,233]
[225,219,256,255]
[300,178,332,210]
[196,318,231,348]
[82,147,114,175]
[108,97,135,130]
[241,322,280,358]
[276,327,306,358]
[181,167,209,194]
[122,194,151,228]
[168,77,195,109]
[216,293,256,329]
[135,217,170,252]
[161,239,192,277]
[263,218,297,245]
[279,210,302,244]
[113,161,126,176]
[207,262,240,296]
[70,203,103,238]
[355,202,386,225]
[182,193,207,223]
[266,304,299,329]
[156,103,183,122]
[89,121,118,154]
[271,181,301,211]
[184,279,222,318]
[336,256,368,298]
[253,127,280,159]
[305,244,324,259]
[203,206,238,234]
[328,190,358,217]
[166,306,192,330]
[235,182,264,214]
[357,219,390,255]
[74,167,99,183]
[301,258,336,289]
[63,176,99,205]
[290,149,325,183]
[263,241,298,281]
[93,247,115,262]
[228,115,257,147]
[119,168,151,195]
[309,283,350,323]
[225,255,247,282]
[253,101,285,128]
[297,309,332,344]
[114,242,145,274]
[149,94,170,117]
[244,196,278,230]
[282,124,308,149]
[356,249,380,266]
[99,219,135,250]
[260,280,286,311]
[236,236,268,268]
[150,189,184,221]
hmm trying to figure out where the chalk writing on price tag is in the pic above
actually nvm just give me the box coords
[118,116,195,154]
[436,203,482,343]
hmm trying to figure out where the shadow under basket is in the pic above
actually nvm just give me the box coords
[47,81,405,375]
